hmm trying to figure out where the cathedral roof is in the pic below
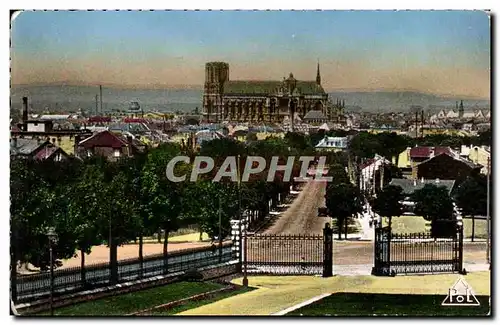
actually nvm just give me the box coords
[223,80,325,96]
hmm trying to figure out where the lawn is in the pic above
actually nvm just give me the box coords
[331,218,361,234]
[149,286,255,315]
[177,272,490,315]
[463,218,488,239]
[42,281,224,316]
[382,216,488,240]
[382,216,429,234]
[287,293,490,316]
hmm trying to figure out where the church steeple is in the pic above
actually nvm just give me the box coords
[316,59,321,85]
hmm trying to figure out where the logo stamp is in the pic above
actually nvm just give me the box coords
[442,277,480,306]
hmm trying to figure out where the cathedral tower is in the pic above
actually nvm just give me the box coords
[203,62,229,122]
[316,60,321,85]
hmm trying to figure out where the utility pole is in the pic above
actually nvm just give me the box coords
[218,194,223,263]
[99,85,103,114]
[95,94,99,116]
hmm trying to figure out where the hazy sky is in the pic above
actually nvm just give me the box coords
[11,10,490,98]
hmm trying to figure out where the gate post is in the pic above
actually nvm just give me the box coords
[323,223,333,277]
[458,221,465,274]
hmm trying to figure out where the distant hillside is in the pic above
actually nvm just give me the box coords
[328,90,490,113]
[10,85,490,114]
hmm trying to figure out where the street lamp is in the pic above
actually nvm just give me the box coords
[47,227,58,316]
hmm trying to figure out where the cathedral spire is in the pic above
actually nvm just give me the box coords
[316,59,321,85]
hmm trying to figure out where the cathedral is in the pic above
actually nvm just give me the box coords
[202,62,344,123]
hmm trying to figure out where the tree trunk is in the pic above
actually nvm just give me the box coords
[163,229,169,274]
[157,229,162,243]
[80,249,86,289]
[344,217,348,239]
[471,215,475,242]
[337,218,342,240]
[139,234,144,278]
[109,239,118,285]
[388,216,392,230]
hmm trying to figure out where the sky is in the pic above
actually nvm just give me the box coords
[11,10,491,98]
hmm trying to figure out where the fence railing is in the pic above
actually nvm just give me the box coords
[246,234,324,275]
[15,242,235,303]
[373,225,463,276]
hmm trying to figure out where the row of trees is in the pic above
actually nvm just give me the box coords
[11,132,343,281]
[371,173,489,238]
[347,130,491,162]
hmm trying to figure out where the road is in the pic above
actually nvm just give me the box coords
[262,180,328,235]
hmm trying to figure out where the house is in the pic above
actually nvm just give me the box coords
[302,110,327,124]
[408,146,454,179]
[474,110,485,119]
[76,130,146,161]
[436,109,447,119]
[10,138,69,161]
[446,110,459,119]
[359,154,392,193]
[389,178,456,215]
[415,152,482,183]
[195,129,226,147]
[315,136,348,152]
[461,111,476,119]
[11,128,93,156]
[466,145,491,175]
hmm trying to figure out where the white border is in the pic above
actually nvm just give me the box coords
[1,2,497,325]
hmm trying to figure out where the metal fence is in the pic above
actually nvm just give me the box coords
[373,225,463,276]
[15,243,235,303]
[246,234,324,275]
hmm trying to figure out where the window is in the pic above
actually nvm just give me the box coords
[114,149,121,157]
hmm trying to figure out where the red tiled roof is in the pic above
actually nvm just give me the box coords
[123,118,147,123]
[409,146,452,158]
[78,130,128,149]
[34,146,59,160]
[88,116,112,123]
[434,146,452,156]
[410,146,432,158]
[359,158,376,169]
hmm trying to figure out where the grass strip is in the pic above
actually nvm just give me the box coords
[287,293,490,316]
[39,281,224,316]
[147,286,255,315]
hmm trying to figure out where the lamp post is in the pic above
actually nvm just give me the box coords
[47,227,58,316]
[242,210,249,287]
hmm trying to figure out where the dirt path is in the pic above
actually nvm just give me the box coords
[18,241,225,274]
[262,180,328,235]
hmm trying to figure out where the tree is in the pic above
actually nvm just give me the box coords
[374,164,403,194]
[454,175,487,241]
[412,184,455,237]
[372,185,404,229]
[141,143,191,273]
[66,161,106,287]
[246,132,258,142]
[325,183,364,239]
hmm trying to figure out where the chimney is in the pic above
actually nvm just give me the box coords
[22,97,28,131]
[421,177,424,183]
[435,178,440,184]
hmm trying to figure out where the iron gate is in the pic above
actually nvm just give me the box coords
[246,223,333,276]
[372,224,464,276]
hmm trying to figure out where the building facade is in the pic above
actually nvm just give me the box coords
[202,61,344,123]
